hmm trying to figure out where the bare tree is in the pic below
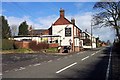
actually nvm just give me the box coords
[11,25,17,37]
[93,1,120,40]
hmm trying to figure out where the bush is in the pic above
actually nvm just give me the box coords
[29,41,49,51]
[2,39,14,50]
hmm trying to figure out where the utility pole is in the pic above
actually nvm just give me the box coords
[91,19,93,49]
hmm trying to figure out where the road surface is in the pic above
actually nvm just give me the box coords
[2,47,112,80]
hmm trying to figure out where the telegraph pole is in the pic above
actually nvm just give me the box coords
[91,19,93,49]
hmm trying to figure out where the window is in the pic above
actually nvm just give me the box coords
[55,40,58,43]
[65,28,71,37]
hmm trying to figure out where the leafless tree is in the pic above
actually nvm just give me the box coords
[93,1,120,40]
[11,25,17,37]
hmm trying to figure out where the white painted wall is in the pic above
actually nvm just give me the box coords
[14,37,32,41]
[92,43,96,48]
[52,24,73,46]
[74,38,79,46]
[13,37,41,43]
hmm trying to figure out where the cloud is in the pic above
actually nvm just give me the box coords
[6,11,115,42]
[74,3,83,9]
[36,15,58,29]
[5,16,41,35]
[66,12,115,42]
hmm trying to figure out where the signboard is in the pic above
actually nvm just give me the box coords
[65,28,71,37]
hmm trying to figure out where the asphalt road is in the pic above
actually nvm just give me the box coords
[2,47,112,80]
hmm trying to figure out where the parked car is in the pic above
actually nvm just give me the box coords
[63,46,71,53]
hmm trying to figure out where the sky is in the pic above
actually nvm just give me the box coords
[2,2,115,42]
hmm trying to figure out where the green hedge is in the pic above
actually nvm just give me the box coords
[2,39,14,50]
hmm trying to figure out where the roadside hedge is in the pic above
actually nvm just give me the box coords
[2,39,14,50]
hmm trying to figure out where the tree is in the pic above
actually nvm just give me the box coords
[93,1,120,40]
[18,21,29,35]
[11,25,17,37]
[0,16,11,39]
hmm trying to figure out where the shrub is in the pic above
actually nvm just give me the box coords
[2,39,14,50]
[29,41,49,51]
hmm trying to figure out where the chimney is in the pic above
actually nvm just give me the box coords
[85,29,87,32]
[60,8,65,18]
[71,18,75,25]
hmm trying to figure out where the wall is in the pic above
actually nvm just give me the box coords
[14,41,30,49]
[52,24,73,46]
[49,43,59,48]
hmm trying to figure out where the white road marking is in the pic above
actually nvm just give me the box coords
[5,70,9,72]
[81,56,89,61]
[77,53,79,54]
[48,60,52,63]
[105,48,112,80]
[57,58,61,60]
[91,53,96,56]
[0,73,2,76]
[14,69,19,71]
[69,55,72,57]
[14,67,25,71]
[91,49,103,56]
[56,62,77,74]
[18,67,25,71]
[33,63,41,66]
[29,65,32,67]
[64,56,68,59]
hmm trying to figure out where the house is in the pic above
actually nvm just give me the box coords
[12,8,99,51]
[81,30,97,48]
[49,8,82,52]
[28,29,49,36]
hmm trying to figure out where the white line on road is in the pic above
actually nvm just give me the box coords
[91,53,96,56]
[5,70,9,73]
[81,56,89,61]
[64,56,68,59]
[91,49,103,56]
[69,55,72,57]
[18,67,26,71]
[48,60,52,63]
[77,53,80,55]
[0,73,2,76]
[105,48,112,80]
[14,69,19,71]
[14,67,26,71]
[56,62,77,74]
[33,63,41,66]
[57,58,61,60]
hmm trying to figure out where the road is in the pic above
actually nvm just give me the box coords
[2,47,112,80]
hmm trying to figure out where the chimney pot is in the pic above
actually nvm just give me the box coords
[60,8,65,18]
[71,18,75,25]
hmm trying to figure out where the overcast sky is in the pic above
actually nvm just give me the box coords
[2,2,115,42]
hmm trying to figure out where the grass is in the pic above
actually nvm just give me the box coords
[1,48,34,54]
[15,48,33,53]
[45,48,58,53]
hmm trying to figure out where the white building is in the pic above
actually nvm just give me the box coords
[81,30,97,48]
[49,9,82,52]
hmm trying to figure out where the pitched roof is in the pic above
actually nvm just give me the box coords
[28,29,48,35]
[53,17,72,25]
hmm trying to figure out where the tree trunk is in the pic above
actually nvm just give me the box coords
[115,28,120,41]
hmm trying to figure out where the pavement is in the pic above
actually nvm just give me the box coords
[2,47,112,80]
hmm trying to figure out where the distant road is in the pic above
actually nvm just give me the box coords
[2,47,112,80]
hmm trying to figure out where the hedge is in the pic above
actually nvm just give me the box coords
[2,39,14,50]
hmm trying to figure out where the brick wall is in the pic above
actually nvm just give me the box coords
[14,41,30,49]
[49,43,59,48]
